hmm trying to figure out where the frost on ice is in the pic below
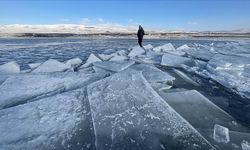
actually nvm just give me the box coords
[0,88,95,150]
[0,61,20,74]
[87,69,214,150]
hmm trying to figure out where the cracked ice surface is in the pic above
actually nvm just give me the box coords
[0,88,94,150]
[87,69,214,150]
[0,72,105,109]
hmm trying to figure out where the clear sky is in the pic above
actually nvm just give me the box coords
[0,0,250,31]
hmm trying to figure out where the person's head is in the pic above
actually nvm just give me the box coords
[139,25,142,29]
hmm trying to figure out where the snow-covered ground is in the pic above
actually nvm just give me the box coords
[0,38,250,149]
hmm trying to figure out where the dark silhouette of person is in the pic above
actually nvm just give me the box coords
[137,25,145,47]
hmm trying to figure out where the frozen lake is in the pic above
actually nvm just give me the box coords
[1,37,250,149]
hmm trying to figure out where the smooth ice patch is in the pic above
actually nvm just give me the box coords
[0,61,20,74]
[87,69,214,150]
[32,59,71,73]
[93,61,135,72]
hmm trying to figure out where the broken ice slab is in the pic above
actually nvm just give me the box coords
[64,57,82,69]
[93,66,113,74]
[155,90,246,131]
[242,140,250,150]
[0,88,95,150]
[183,48,215,61]
[213,124,230,143]
[87,69,214,150]
[161,53,194,68]
[93,60,135,72]
[0,61,20,74]
[32,59,71,73]
[80,54,102,68]
[128,46,145,57]
[173,69,199,86]
[28,63,41,70]
[143,44,154,50]
[207,54,250,99]
[177,44,191,50]
[0,72,105,109]
[131,63,175,83]
[153,43,175,52]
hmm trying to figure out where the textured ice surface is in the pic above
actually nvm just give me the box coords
[32,59,71,73]
[0,72,105,109]
[93,61,135,72]
[128,46,145,57]
[213,124,230,143]
[80,54,102,68]
[155,90,244,131]
[28,63,41,70]
[173,69,199,86]
[131,64,175,83]
[143,44,154,50]
[161,53,194,68]
[65,57,82,68]
[242,140,250,150]
[87,69,214,150]
[177,44,190,50]
[207,54,250,99]
[0,88,94,150]
[0,61,20,74]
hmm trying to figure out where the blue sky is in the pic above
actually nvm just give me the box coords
[0,0,250,31]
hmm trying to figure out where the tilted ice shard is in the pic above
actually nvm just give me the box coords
[98,54,114,61]
[131,63,175,83]
[80,54,102,68]
[0,72,105,109]
[0,61,20,74]
[213,124,230,143]
[143,44,154,50]
[28,63,41,70]
[161,53,194,68]
[153,43,175,52]
[173,69,199,86]
[128,46,145,57]
[242,140,250,150]
[109,55,128,61]
[32,59,71,73]
[177,44,190,50]
[0,88,95,150]
[93,61,135,72]
[87,69,214,150]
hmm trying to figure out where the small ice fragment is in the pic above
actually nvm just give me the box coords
[213,124,230,143]
[242,140,250,150]
[177,44,190,50]
[65,58,82,68]
[0,61,20,74]
[143,44,154,50]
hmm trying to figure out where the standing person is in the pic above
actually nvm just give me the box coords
[137,25,145,47]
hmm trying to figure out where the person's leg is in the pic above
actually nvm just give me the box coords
[138,38,143,47]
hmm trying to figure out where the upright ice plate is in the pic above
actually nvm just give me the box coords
[87,69,214,150]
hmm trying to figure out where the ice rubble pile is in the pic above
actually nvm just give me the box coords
[0,42,250,149]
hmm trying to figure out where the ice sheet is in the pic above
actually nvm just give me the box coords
[93,61,135,72]
[87,69,214,150]
[0,88,95,150]
[128,46,145,57]
[80,54,102,68]
[0,72,105,109]
[173,69,199,86]
[32,59,71,73]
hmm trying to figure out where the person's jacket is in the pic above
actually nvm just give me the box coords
[137,26,145,39]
